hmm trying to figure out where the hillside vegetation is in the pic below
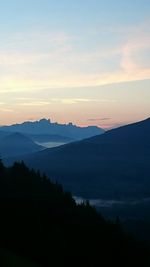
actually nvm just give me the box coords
[0,160,149,266]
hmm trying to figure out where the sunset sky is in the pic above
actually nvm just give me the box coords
[0,0,150,128]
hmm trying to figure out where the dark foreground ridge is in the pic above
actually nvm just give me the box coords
[0,160,150,266]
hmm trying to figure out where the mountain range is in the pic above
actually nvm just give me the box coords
[6,117,150,200]
[0,118,104,142]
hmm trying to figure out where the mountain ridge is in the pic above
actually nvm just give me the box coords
[13,117,150,199]
[0,118,104,141]
[0,132,44,158]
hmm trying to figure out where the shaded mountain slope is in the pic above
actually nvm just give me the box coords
[29,133,74,143]
[0,132,44,157]
[18,118,150,199]
[0,131,10,141]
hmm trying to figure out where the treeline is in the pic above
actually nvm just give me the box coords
[0,160,149,266]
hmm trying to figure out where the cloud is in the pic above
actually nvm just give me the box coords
[51,98,99,104]
[18,101,50,106]
[115,21,150,82]
[0,30,72,66]
[17,98,100,106]
[121,33,150,74]
[0,21,149,93]
[0,108,14,112]
[87,118,111,121]
[50,98,116,104]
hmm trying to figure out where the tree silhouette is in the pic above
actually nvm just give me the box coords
[0,160,149,267]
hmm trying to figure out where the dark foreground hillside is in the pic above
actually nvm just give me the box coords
[0,160,149,267]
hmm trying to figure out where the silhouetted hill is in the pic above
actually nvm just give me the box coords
[0,132,44,157]
[0,118,104,141]
[16,118,150,199]
[0,161,149,266]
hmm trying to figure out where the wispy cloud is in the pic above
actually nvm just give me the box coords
[18,101,50,106]
[120,24,150,77]
[0,108,14,112]
[50,98,99,104]
[87,118,111,121]
[0,21,149,93]
[50,98,116,104]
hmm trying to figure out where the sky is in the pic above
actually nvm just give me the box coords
[0,0,150,128]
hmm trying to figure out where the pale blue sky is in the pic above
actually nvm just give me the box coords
[0,0,150,127]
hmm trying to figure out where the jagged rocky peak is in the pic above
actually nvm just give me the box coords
[38,118,51,124]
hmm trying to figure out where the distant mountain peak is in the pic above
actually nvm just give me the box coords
[39,118,51,124]
[0,118,104,140]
